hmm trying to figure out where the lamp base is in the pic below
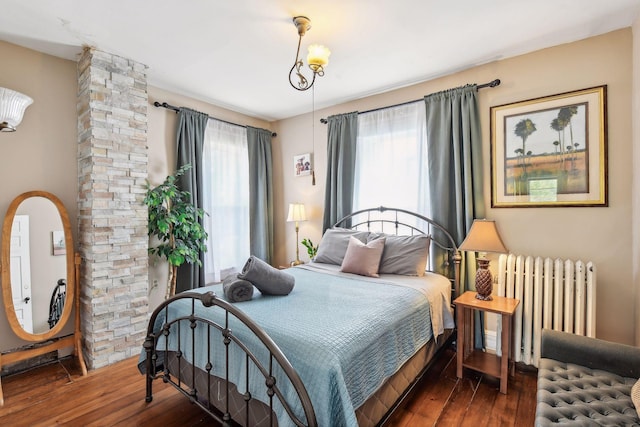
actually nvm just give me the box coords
[475,258,493,301]
[290,259,303,267]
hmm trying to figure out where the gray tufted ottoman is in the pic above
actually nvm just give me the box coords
[536,329,640,426]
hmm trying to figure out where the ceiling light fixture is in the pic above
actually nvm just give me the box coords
[0,87,33,132]
[288,16,330,91]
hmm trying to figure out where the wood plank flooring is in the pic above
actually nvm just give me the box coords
[0,346,536,426]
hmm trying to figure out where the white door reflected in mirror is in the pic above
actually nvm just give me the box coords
[10,215,32,333]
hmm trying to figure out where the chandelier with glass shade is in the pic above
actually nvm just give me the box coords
[288,16,331,91]
[0,87,33,132]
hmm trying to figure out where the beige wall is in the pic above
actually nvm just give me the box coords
[0,41,78,232]
[633,18,640,347]
[276,29,636,345]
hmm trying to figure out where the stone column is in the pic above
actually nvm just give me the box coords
[77,47,149,369]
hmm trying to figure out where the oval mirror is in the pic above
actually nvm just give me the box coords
[1,191,75,341]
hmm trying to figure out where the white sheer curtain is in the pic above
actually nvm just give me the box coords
[353,102,430,227]
[202,120,250,283]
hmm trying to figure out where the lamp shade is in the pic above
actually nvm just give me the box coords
[307,44,330,70]
[286,203,307,222]
[458,219,508,254]
[0,87,33,132]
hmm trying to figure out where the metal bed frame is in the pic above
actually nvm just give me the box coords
[143,206,461,427]
[47,279,66,329]
[144,291,316,426]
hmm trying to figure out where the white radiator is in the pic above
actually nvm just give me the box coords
[494,253,596,368]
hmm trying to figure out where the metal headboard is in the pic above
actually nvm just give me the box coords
[332,206,462,298]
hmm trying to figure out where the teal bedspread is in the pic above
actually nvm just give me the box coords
[145,264,452,426]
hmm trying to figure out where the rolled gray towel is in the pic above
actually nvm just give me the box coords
[222,274,254,302]
[238,255,295,296]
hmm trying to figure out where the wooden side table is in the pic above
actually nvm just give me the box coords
[453,291,520,394]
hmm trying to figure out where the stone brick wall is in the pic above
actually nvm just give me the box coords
[77,47,149,369]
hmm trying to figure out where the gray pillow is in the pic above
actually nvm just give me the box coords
[368,233,431,276]
[314,228,370,265]
[340,236,386,277]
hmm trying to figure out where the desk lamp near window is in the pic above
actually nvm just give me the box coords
[287,203,307,266]
[458,219,508,300]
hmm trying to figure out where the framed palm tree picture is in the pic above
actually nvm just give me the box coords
[490,85,607,207]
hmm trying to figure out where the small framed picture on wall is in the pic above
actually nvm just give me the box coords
[52,230,66,256]
[294,153,312,177]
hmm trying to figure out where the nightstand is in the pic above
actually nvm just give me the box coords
[453,291,520,394]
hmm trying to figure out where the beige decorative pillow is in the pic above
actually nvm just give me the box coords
[632,378,640,411]
[340,236,386,277]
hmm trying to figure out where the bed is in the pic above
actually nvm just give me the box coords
[141,207,461,426]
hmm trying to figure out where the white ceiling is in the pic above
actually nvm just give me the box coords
[1,0,639,121]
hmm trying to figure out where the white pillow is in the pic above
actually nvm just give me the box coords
[340,236,385,277]
[368,233,431,276]
[314,228,370,265]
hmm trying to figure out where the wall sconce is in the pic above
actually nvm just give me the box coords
[287,203,307,266]
[289,16,331,91]
[0,87,33,132]
[458,219,508,301]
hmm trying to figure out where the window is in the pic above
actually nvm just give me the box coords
[353,102,430,227]
[202,120,250,283]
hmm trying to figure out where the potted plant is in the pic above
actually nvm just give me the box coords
[145,165,208,299]
[301,238,318,261]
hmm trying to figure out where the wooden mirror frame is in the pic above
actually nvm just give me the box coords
[0,190,86,406]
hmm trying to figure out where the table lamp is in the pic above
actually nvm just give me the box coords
[287,203,307,266]
[458,219,508,300]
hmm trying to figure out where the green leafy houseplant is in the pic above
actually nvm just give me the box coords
[145,165,208,299]
[301,238,318,260]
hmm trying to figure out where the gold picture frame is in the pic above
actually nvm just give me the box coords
[490,85,607,208]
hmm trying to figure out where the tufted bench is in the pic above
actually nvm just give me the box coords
[536,329,640,426]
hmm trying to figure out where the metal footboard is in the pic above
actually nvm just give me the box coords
[144,291,317,427]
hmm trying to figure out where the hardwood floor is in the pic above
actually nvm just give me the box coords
[384,347,537,426]
[0,346,536,426]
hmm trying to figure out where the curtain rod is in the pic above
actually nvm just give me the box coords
[152,101,277,137]
[319,78,500,124]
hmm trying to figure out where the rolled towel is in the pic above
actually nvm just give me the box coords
[238,255,295,296]
[222,273,254,302]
